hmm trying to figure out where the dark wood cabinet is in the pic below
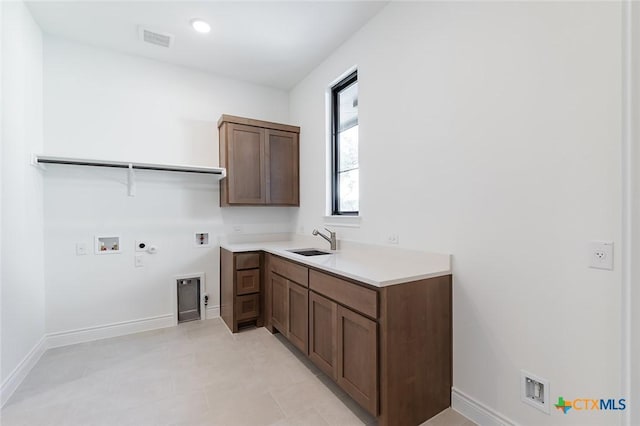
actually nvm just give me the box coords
[220,249,262,332]
[266,129,299,205]
[235,294,260,322]
[337,305,378,415]
[267,254,309,353]
[286,281,308,353]
[236,269,260,295]
[269,272,288,334]
[219,115,299,206]
[225,123,265,204]
[308,268,379,414]
[308,291,338,380]
[263,253,451,425]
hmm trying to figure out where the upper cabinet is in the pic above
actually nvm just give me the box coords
[218,115,299,206]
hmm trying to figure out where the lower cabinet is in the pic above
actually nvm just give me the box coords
[220,249,262,333]
[337,304,378,415]
[287,281,308,353]
[269,269,309,353]
[265,253,453,426]
[270,272,288,333]
[308,291,378,415]
[308,292,338,380]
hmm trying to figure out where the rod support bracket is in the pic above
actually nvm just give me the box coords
[127,164,136,197]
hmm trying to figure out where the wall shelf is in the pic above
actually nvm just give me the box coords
[33,154,226,175]
[33,154,226,196]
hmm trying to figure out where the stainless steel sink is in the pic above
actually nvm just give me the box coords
[288,248,332,256]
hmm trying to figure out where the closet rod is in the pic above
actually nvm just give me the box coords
[33,155,226,176]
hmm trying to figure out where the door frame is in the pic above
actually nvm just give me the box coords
[622,2,638,425]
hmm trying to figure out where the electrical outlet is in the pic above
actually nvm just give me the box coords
[232,225,243,234]
[135,254,144,268]
[521,370,550,414]
[386,234,399,244]
[588,241,613,270]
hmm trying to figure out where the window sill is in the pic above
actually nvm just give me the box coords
[323,215,361,228]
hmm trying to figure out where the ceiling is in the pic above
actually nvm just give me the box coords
[26,1,388,90]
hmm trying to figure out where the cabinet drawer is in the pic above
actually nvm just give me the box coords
[236,294,260,321]
[236,253,260,270]
[309,270,377,319]
[236,269,260,295]
[270,255,308,286]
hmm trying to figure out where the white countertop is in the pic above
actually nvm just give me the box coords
[220,239,451,287]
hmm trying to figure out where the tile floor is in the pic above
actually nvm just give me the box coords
[1,319,475,426]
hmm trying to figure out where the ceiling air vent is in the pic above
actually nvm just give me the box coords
[138,26,174,48]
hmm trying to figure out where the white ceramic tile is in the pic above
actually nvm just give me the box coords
[268,407,330,426]
[206,387,286,426]
[269,376,342,417]
[0,319,474,426]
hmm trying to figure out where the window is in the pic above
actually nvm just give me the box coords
[331,70,359,215]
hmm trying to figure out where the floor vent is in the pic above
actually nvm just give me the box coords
[139,26,174,48]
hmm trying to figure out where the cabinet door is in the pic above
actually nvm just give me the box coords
[309,292,338,380]
[270,273,288,334]
[337,305,378,415]
[266,129,299,205]
[227,124,265,204]
[287,281,308,353]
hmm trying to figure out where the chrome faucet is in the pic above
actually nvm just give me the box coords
[312,228,337,250]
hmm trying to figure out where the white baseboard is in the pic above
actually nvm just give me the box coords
[47,314,174,348]
[452,387,519,426]
[206,305,220,319]
[1,335,48,408]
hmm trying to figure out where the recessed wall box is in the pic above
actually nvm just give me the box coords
[521,370,550,414]
[195,232,210,247]
[95,236,121,254]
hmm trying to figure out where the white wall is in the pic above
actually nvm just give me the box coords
[1,0,46,390]
[290,2,623,425]
[43,37,294,336]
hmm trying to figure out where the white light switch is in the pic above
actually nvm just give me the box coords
[76,243,87,256]
[135,254,144,268]
[588,241,613,270]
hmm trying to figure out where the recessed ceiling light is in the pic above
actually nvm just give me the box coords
[191,19,210,34]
